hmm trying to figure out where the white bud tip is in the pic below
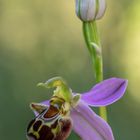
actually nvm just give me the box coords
[75,0,106,21]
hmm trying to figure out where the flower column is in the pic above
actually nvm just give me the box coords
[75,0,107,120]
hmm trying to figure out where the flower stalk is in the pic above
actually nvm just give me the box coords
[83,21,107,121]
[76,0,108,121]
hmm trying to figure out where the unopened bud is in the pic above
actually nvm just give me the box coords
[75,0,106,21]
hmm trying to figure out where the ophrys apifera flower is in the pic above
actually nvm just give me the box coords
[26,77,128,140]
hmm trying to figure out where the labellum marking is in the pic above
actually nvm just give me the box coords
[27,119,36,132]
[27,103,72,140]
[38,125,54,140]
[33,121,42,131]
[43,105,59,119]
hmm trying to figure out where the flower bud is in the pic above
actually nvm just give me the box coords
[75,0,106,21]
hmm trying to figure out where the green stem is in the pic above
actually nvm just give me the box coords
[82,21,107,121]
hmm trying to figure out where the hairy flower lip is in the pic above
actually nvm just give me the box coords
[34,77,128,140]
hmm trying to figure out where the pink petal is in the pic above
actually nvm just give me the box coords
[70,100,114,140]
[81,78,128,106]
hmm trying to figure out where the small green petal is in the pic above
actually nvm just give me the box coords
[71,94,81,107]
[37,77,73,102]
[30,102,48,114]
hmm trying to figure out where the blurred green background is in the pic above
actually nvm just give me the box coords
[0,0,140,139]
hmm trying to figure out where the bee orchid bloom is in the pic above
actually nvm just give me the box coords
[27,77,128,140]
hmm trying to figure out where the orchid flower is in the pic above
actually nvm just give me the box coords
[26,77,128,140]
